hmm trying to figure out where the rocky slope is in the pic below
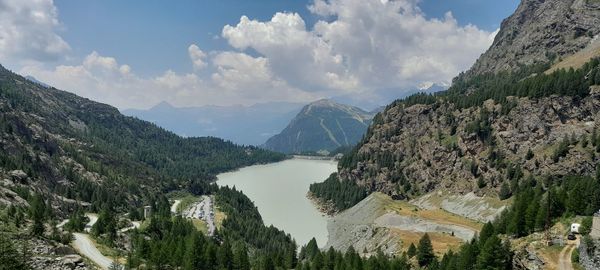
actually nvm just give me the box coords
[338,89,600,198]
[331,0,600,200]
[469,0,600,76]
[325,193,487,257]
[264,99,373,154]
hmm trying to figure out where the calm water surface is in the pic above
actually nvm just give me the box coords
[216,158,336,247]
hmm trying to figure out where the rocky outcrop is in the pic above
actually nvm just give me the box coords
[579,237,600,270]
[339,92,600,197]
[513,247,545,270]
[468,0,600,76]
[27,238,90,270]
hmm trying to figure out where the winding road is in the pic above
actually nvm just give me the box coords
[67,213,116,270]
[72,232,114,270]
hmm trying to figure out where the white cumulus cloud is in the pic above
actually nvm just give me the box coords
[222,0,496,103]
[0,0,70,65]
[20,50,317,109]
[12,0,498,110]
[188,44,207,70]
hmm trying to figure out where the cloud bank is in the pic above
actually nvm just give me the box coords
[3,0,497,109]
[0,0,69,64]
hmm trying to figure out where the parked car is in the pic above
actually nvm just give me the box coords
[568,234,577,241]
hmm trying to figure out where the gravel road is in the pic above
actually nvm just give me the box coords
[72,233,114,270]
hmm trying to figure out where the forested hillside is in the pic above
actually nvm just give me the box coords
[0,63,290,269]
[0,64,284,212]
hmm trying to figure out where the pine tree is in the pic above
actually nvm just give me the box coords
[0,234,30,270]
[499,182,511,200]
[217,240,233,270]
[476,235,511,270]
[457,239,479,270]
[407,243,417,258]
[525,148,534,160]
[233,243,250,270]
[30,194,46,236]
[183,233,204,270]
[417,233,435,267]
[305,238,320,259]
[479,222,495,246]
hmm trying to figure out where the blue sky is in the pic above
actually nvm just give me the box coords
[54,0,518,77]
[2,0,520,109]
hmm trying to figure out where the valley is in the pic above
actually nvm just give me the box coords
[2,0,600,269]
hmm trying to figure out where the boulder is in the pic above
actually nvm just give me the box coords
[9,170,28,182]
[61,254,83,269]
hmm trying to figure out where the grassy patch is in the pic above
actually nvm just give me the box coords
[537,245,562,270]
[391,229,462,256]
[377,193,483,231]
[191,219,208,234]
[166,190,192,199]
[215,206,227,230]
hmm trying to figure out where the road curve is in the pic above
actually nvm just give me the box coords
[72,233,114,270]
[64,213,116,270]
[84,213,98,233]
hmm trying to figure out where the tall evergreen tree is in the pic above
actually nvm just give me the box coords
[407,243,417,258]
[0,234,30,270]
[29,194,46,236]
[417,233,436,267]
[476,235,511,270]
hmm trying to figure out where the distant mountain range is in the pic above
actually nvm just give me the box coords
[263,99,374,154]
[123,101,304,146]
[122,85,447,149]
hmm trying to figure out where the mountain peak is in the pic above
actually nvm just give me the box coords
[264,100,374,154]
[308,99,337,107]
[151,101,175,110]
[467,0,600,76]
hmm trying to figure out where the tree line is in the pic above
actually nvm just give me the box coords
[309,173,368,211]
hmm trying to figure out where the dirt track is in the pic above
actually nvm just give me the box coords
[558,237,580,270]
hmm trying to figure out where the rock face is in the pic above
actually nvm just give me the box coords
[339,93,600,197]
[578,236,600,270]
[264,99,373,154]
[468,0,600,76]
[28,238,89,270]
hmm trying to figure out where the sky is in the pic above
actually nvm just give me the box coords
[0,0,520,110]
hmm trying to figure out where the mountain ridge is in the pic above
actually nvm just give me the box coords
[468,0,600,77]
[264,99,373,154]
[123,101,304,145]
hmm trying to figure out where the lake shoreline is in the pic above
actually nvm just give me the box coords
[216,158,336,247]
[306,192,339,217]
